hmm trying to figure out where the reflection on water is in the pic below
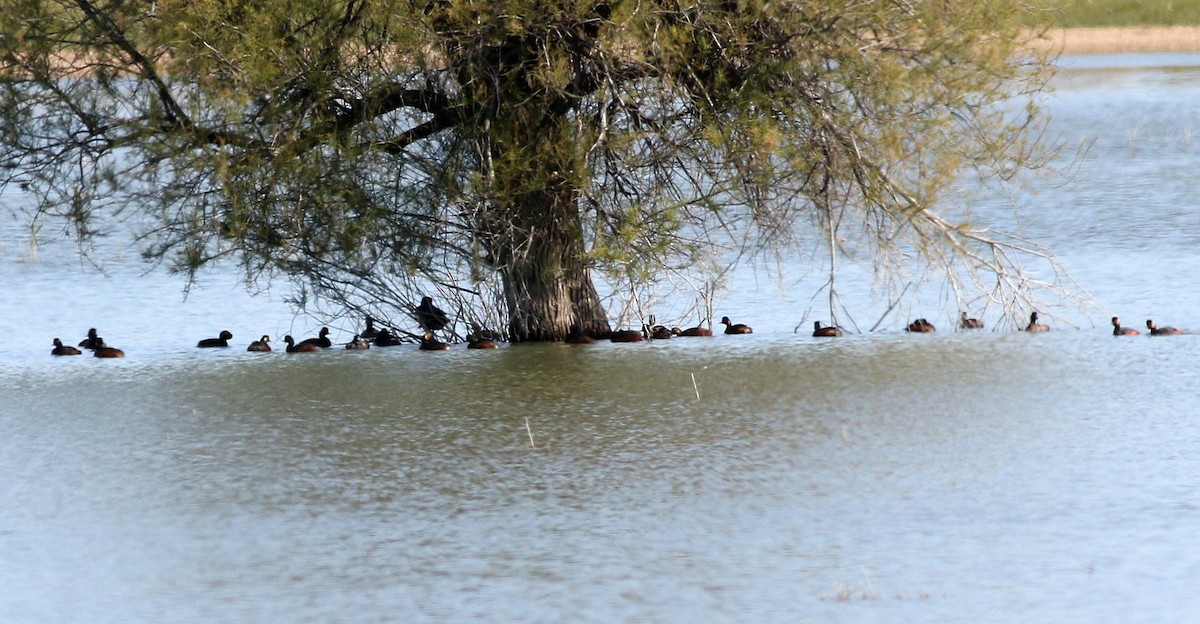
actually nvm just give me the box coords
[5,57,1200,622]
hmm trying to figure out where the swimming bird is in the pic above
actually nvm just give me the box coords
[1146,319,1182,336]
[906,318,936,333]
[52,338,81,356]
[247,335,272,352]
[609,329,645,343]
[565,326,594,344]
[960,312,984,329]
[345,334,371,350]
[1024,312,1049,333]
[471,324,503,341]
[812,321,843,337]
[671,325,713,337]
[415,296,450,332]
[92,338,125,358]
[720,316,753,334]
[283,335,320,353]
[360,316,379,342]
[373,329,403,346]
[466,333,498,349]
[197,330,233,348]
[648,325,673,340]
[1112,317,1139,336]
[297,327,332,348]
[419,332,450,351]
[78,328,102,350]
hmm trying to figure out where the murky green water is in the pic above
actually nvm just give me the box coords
[5,54,1200,622]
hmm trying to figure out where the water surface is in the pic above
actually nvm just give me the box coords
[3,55,1200,623]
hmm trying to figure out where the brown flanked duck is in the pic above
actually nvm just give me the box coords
[52,338,82,356]
[247,335,272,352]
[648,325,673,340]
[78,328,102,350]
[297,327,332,348]
[906,318,936,333]
[720,316,753,334]
[959,312,984,330]
[345,334,371,350]
[360,316,380,342]
[419,332,450,351]
[373,329,403,347]
[565,326,595,344]
[197,330,233,348]
[466,333,499,349]
[283,335,320,353]
[1112,317,1139,336]
[672,325,713,337]
[609,328,645,343]
[1146,319,1182,336]
[812,321,843,337]
[1024,311,1049,333]
[92,338,125,358]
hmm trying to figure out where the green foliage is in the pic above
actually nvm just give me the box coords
[0,0,1062,338]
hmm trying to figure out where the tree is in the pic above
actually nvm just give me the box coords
[0,0,1062,341]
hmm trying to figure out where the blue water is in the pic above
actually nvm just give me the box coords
[3,55,1200,623]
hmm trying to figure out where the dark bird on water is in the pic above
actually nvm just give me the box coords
[415,296,450,332]
[247,335,272,352]
[1146,319,1182,336]
[419,332,450,351]
[297,327,332,348]
[960,312,984,330]
[79,328,102,350]
[1024,312,1049,333]
[1112,317,1139,336]
[906,318,935,333]
[92,338,125,358]
[672,325,712,337]
[812,321,842,337]
[720,316,753,334]
[197,330,233,348]
[52,338,81,356]
[284,335,320,353]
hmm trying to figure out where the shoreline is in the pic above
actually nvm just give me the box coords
[1035,26,1200,55]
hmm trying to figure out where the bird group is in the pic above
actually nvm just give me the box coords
[48,297,1188,358]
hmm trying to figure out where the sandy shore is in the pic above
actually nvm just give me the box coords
[1035,26,1200,55]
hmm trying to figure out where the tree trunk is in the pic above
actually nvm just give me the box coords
[499,196,611,342]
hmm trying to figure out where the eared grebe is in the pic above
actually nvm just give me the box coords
[466,333,498,349]
[1112,317,1139,336]
[812,321,843,337]
[671,325,713,337]
[52,338,82,356]
[609,329,645,343]
[92,338,125,358]
[78,328,101,350]
[1146,319,1182,336]
[419,332,450,350]
[247,335,272,352]
[720,316,753,334]
[197,330,233,348]
[960,312,984,329]
[297,327,332,348]
[1024,312,1049,333]
[906,318,935,333]
[284,335,320,353]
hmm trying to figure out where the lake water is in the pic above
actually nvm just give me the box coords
[4,54,1200,623]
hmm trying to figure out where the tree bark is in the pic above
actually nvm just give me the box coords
[498,195,611,342]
